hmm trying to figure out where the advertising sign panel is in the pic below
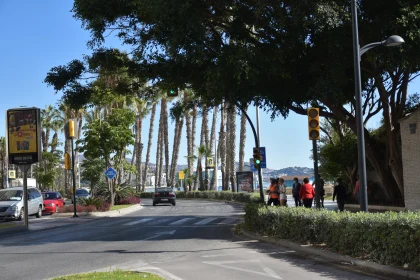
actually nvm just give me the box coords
[6,108,41,165]
[236,171,254,193]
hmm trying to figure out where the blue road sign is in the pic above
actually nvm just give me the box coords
[105,167,117,180]
[259,147,267,168]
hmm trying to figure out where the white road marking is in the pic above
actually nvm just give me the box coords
[203,259,283,279]
[194,217,218,225]
[169,217,195,225]
[201,251,258,258]
[142,230,176,241]
[147,218,172,225]
[138,266,184,280]
[123,218,153,226]
[218,217,237,224]
[232,240,259,244]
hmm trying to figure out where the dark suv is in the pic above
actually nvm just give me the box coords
[153,188,176,206]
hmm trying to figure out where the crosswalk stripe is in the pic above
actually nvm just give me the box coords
[194,217,218,225]
[218,217,237,225]
[169,217,195,225]
[123,218,153,226]
[147,218,172,225]
[101,219,131,226]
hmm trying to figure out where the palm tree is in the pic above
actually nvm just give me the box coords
[226,102,237,192]
[50,118,65,153]
[238,105,248,172]
[143,102,157,191]
[168,101,184,187]
[131,98,148,191]
[0,137,6,189]
[194,107,206,190]
[41,105,59,152]
[219,102,227,190]
[184,91,193,191]
[195,145,213,191]
[209,106,219,190]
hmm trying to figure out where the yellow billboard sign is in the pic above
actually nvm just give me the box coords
[178,171,185,180]
[7,108,41,164]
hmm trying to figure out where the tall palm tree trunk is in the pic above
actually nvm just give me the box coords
[169,117,184,187]
[238,106,247,172]
[194,110,206,191]
[162,99,170,186]
[184,92,193,191]
[155,127,161,188]
[219,103,227,190]
[143,103,157,191]
[135,112,143,191]
[201,106,210,190]
[209,106,218,190]
[227,103,237,192]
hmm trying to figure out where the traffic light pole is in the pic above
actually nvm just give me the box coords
[71,138,78,218]
[312,139,321,209]
[236,103,264,203]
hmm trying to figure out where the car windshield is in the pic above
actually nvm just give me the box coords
[157,188,173,192]
[42,193,57,199]
[0,190,23,201]
[76,190,88,195]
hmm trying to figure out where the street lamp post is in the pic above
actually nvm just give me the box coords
[351,0,404,212]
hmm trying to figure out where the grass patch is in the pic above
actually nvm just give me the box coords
[110,204,132,211]
[53,270,164,280]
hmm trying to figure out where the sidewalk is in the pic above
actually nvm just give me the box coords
[237,228,420,280]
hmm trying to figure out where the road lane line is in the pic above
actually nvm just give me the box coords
[193,217,218,225]
[139,266,184,280]
[169,218,195,225]
[218,217,237,224]
[263,267,283,279]
[147,218,172,225]
[123,218,153,226]
[203,259,282,279]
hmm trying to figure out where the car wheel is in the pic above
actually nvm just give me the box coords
[35,206,42,218]
[153,202,157,206]
[172,202,176,206]
[17,208,24,221]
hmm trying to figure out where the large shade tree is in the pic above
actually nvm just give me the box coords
[46,0,420,203]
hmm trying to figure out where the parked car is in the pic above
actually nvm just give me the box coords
[42,191,65,213]
[0,187,43,220]
[71,189,90,204]
[153,188,176,206]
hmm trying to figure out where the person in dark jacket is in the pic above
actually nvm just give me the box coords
[292,177,302,207]
[333,178,347,212]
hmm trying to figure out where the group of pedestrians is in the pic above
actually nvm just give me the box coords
[291,177,320,208]
[266,177,287,206]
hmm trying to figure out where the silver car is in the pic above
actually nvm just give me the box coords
[0,187,44,220]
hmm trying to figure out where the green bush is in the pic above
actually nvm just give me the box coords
[139,190,262,203]
[243,204,420,270]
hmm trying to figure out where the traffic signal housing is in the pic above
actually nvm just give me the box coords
[308,108,320,140]
[253,147,262,168]
[168,89,179,97]
[64,153,71,170]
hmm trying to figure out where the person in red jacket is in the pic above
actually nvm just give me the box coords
[300,177,315,208]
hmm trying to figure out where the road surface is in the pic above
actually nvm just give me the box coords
[0,199,398,280]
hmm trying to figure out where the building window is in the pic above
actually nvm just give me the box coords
[409,123,417,134]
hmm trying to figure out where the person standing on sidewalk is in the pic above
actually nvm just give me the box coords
[292,177,302,207]
[333,178,347,212]
[278,178,287,206]
[266,178,280,206]
[299,177,315,208]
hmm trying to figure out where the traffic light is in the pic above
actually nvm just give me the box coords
[308,108,320,140]
[64,120,76,139]
[64,153,71,170]
[253,147,262,168]
[168,89,179,97]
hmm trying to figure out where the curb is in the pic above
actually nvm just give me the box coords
[53,204,142,218]
[238,228,420,280]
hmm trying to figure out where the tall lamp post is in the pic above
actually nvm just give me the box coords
[351,0,404,212]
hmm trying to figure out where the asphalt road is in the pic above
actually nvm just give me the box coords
[0,199,398,280]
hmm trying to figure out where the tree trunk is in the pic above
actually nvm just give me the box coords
[191,105,197,190]
[169,117,184,187]
[202,106,210,190]
[184,92,193,192]
[227,103,237,192]
[143,103,157,191]
[219,102,227,190]
[162,99,170,186]
[50,132,59,153]
[194,110,206,191]
[209,106,219,190]
[238,106,247,172]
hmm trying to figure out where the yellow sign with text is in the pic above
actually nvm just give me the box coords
[178,171,185,180]
[8,170,16,179]
[7,109,38,154]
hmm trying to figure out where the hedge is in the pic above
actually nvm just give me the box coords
[243,203,420,271]
[139,191,261,203]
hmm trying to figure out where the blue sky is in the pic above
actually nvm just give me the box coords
[0,0,418,170]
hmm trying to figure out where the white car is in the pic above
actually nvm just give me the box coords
[0,187,43,220]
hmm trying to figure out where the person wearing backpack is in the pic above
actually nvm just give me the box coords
[292,177,302,207]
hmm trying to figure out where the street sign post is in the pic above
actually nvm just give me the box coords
[259,147,267,168]
[105,167,117,180]
[178,171,185,180]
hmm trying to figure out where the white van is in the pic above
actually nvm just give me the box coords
[0,187,44,220]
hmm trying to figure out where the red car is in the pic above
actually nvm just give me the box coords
[42,191,65,213]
